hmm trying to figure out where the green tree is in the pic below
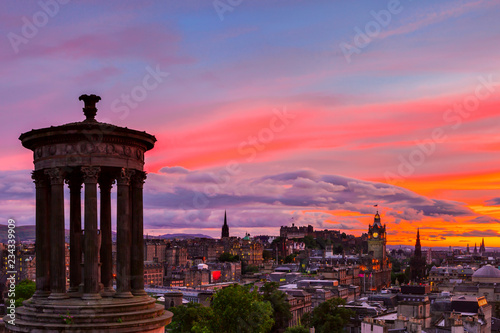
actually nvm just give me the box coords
[316,237,326,250]
[170,302,213,333]
[395,272,409,285]
[303,298,354,333]
[391,258,402,272]
[14,279,35,307]
[260,282,292,332]
[284,254,297,264]
[303,235,316,249]
[211,284,274,333]
[219,252,239,262]
[242,264,259,274]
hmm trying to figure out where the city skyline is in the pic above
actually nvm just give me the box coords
[1,1,500,246]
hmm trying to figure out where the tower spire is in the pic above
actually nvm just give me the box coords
[221,210,229,239]
[373,210,381,226]
[415,228,422,257]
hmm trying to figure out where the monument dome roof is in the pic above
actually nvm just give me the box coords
[472,265,500,279]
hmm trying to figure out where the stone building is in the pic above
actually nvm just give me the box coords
[144,261,164,287]
[280,224,314,239]
[144,239,167,262]
[284,289,312,328]
[165,245,188,267]
[362,212,392,291]
[367,212,386,262]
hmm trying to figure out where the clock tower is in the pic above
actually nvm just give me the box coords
[367,211,386,263]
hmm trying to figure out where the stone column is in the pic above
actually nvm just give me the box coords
[116,168,134,298]
[45,167,69,299]
[131,171,147,296]
[99,175,115,296]
[32,171,51,298]
[66,174,83,293]
[81,166,101,300]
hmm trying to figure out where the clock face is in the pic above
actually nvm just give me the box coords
[373,232,379,238]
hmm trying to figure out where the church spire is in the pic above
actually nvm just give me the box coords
[221,210,229,239]
[480,238,485,254]
[415,228,422,257]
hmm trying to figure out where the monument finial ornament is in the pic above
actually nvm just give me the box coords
[79,94,101,121]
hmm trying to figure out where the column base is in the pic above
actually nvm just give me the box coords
[48,292,70,300]
[114,291,134,298]
[101,287,116,297]
[32,290,51,298]
[68,291,83,298]
[82,293,102,300]
[132,289,148,296]
[67,286,80,293]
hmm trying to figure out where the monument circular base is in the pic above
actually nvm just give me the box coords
[3,295,172,332]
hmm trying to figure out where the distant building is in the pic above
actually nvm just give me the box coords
[283,289,312,328]
[426,247,432,265]
[280,224,314,239]
[144,261,164,287]
[165,246,188,267]
[144,239,167,262]
[364,212,392,291]
[367,211,386,262]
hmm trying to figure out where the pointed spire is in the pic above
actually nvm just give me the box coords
[415,228,422,257]
[221,210,229,239]
[480,237,485,254]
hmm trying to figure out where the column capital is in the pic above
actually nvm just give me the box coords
[44,167,65,185]
[31,171,48,188]
[98,175,115,191]
[117,168,135,186]
[81,166,101,183]
[65,173,83,189]
[131,171,147,188]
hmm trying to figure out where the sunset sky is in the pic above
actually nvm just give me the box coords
[1,0,500,247]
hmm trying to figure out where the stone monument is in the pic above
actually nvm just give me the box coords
[6,95,172,332]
